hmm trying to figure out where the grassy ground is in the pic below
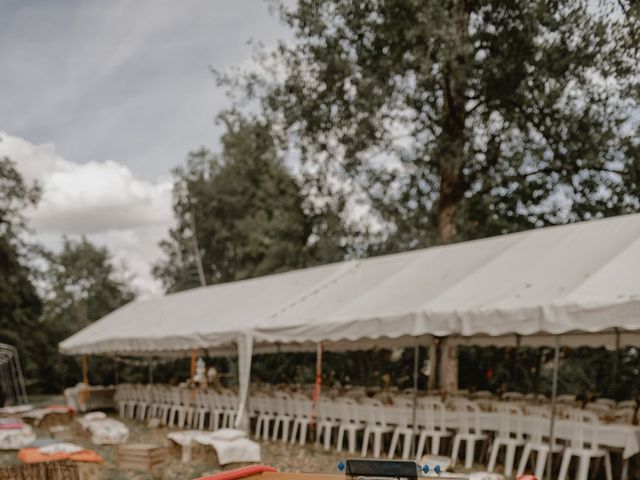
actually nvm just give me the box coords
[0,410,345,480]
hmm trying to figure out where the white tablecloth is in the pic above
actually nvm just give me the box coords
[167,429,261,465]
[65,384,116,412]
[382,406,640,459]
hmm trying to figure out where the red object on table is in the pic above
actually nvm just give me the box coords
[194,465,278,480]
[517,475,537,480]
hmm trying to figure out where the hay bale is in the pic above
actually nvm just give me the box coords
[0,460,80,480]
[117,443,166,471]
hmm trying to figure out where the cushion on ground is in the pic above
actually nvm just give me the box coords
[79,414,129,445]
[0,424,35,450]
[18,446,103,464]
[209,428,246,441]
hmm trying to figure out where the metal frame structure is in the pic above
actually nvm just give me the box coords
[0,343,28,406]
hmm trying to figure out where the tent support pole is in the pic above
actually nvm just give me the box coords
[148,361,154,385]
[311,342,323,432]
[613,328,621,397]
[81,354,90,407]
[411,339,419,458]
[190,349,196,384]
[546,335,561,480]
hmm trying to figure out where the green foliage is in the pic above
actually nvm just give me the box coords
[221,0,640,249]
[0,156,44,384]
[252,347,428,391]
[37,238,135,392]
[458,346,640,400]
[154,114,347,292]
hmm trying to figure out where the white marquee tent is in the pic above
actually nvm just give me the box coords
[60,213,640,425]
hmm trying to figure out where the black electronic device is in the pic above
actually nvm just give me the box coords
[344,459,419,479]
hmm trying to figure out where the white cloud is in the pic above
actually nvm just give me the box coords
[0,131,173,297]
[0,0,291,181]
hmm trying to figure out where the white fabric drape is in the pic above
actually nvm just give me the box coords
[233,333,253,431]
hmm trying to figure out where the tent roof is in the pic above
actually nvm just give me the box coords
[59,214,640,356]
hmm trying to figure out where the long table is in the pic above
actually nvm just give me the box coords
[382,405,640,459]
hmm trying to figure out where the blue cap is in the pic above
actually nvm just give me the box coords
[338,462,346,472]
[421,464,430,474]
[434,465,442,475]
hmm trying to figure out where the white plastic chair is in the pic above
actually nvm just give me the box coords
[473,391,493,400]
[336,397,365,454]
[316,399,339,450]
[612,407,635,424]
[388,397,414,459]
[450,400,487,469]
[516,406,562,480]
[415,398,451,457]
[502,391,524,401]
[556,394,577,404]
[254,393,275,440]
[595,398,616,408]
[487,403,525,476]
[148,385,165,419]
[524,393,548,404]
[272,392,294,441]
[154,386,172,424]
[557,409,613,480]
[361,398,394,458]
[219,390,238,428]
[192,390,210,430]
[130,384,145,419]
[124,384,139,419]
[290,394,312,445]
[167,387,190,427]
[136,385,152,421]
[116,384,132,418]
[584,402,611,418]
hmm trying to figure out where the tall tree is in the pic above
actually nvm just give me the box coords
[221,0,640,250]
[154,114,347,293]
[0,155,44,384]
[39,237,135,391]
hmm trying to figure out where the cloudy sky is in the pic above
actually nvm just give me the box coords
[0,0,289,296]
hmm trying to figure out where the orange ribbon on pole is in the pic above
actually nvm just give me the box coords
[80,354,90,407]
[310,342,323,427]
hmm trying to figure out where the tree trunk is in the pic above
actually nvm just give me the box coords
[437,0,470,244]
[438,338,459,395]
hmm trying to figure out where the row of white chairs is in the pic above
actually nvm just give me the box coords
[116,384,239,429]
[116,385,616,480]
[255,394,613,480]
